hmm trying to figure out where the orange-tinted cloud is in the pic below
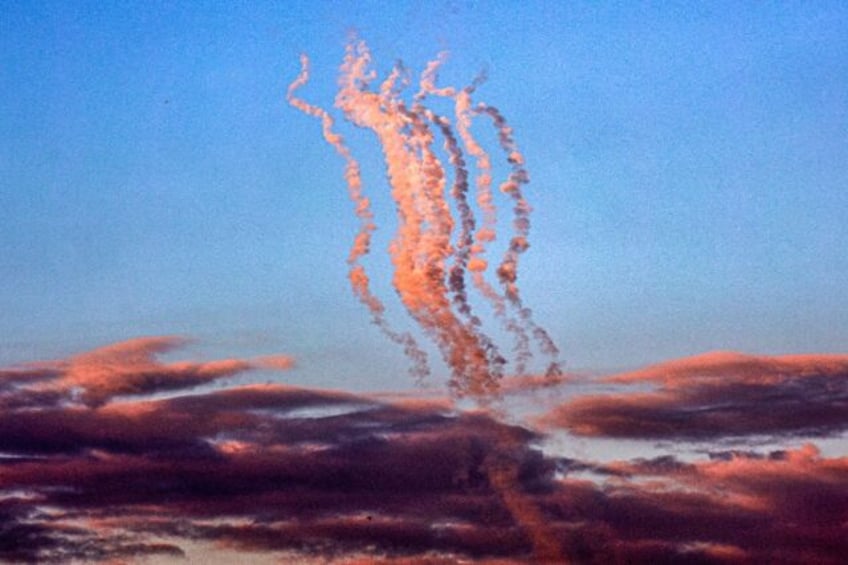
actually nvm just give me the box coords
[570,445,848,564]
[541,351,848,440]
[2,336,295,408]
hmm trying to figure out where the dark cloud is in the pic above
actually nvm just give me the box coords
[0,497,184,563]
[541,351,848,440]
[1,340,847,563]
[573,445,848,564]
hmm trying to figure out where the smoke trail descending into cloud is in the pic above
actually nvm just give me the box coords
[288,37,561,397]
[424,108,508,381]
[440,68,538,378]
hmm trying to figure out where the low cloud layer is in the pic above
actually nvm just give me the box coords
[0,341,846,563]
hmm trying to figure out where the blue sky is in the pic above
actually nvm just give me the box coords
[2,1,847,387]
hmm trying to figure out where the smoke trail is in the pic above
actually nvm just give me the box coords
[290,37,560,389]
[414,54,508,379]
[417,57,536,376]
[287,54,429,381]
[423,108,507,380]
[456,84,537,376]
[334,40,501,397]
[478,104,563,377]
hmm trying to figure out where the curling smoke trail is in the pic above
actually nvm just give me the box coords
[424,108,507,379]
[333,39,500,397]
[415,58,508,380]
[419,57,535,376]
[478,104,563,377]
[288,38,560,391]
[413,62,564,560]
[287,54,429,381]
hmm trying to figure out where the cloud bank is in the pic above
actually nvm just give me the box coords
[1,340,846,563]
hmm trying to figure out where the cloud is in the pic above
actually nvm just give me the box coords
[0,496,185,563]
[2,336,295,408]
[566,445,848,564]
[497,371,573,395]
[540,351,848,440]
[1,340,847,563]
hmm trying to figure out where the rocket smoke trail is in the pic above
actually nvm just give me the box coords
[287,54,429,381]
[414,57,508,381]
[417,56,539,377]
[478,103,563,377]
[288,38,561,394]
[424,109,507,379]
[334,40,499,396]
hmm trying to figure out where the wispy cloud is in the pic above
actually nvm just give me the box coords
[1,336,296,409]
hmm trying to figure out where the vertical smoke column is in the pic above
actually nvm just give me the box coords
[416,58,507,380]
[425,110,507,379]
[485,426,564,562]
[419,58,534,376]
[478,104,562,377]
[289,38,562,390]
[458,81,537,376]
[334,39,500,397]
[287,54,429,381]
[416,65,562,560]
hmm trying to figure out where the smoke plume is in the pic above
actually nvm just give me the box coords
[288,37,561,397]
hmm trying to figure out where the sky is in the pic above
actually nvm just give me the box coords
[1,1,847,563]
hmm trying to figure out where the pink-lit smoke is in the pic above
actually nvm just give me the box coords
[288,38,561,398]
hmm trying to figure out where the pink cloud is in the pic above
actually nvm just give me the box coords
[0,336,295,408]
[607,351,848,387]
